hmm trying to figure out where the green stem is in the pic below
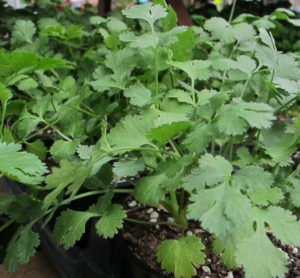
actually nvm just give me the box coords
[191,79,196,105]
[241,76,251,99]
[154,47,159,99]
[69,105,98,119]
[229,138,234,161]
[179,189,185,211]
[43,121,72,142]
[229,0,238,22]
[164,192,188,228]
[108,147,180,159]
[60,189,133,206]
[125,217,180,227]
[22,124,51,143]
[169,140,182,157]
[0,219,15,233]
[211,138,216,155]
[0,104,7,140]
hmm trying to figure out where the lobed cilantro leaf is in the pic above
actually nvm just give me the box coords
[0,143,48,185]
[122,3,168,26]
[95,204,126,238]
[54,209,96,249]
[4,224,40,274]
[182,154,232,191]
[157,236,206,278]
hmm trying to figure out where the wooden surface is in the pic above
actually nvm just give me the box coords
[0,252,59,278]
[0,186,59,278]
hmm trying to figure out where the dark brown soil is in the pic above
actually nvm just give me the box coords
[122,204,300,278]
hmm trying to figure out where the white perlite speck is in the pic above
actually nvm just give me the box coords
[293,247,299,254]
[202,266,211,273]
[147,208,154,214]
[186,231,193,236]
[227,271,234,278]
[167,217,175,223]
[150,211,159,219]
[150,218,157,223]
[128,200,137,208]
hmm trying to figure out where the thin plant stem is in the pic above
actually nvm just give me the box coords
[69,104,98,119]
[60,189,133,206]
[169,140,182,157]
[0,219,15,233]
[211,138,216,155]
[0,105,7,140]
[229,0,238,23]
[43,121,72,142]
[125,217,180,227]
[241,76,251,99]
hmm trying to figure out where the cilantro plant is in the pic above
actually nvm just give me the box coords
[0,2,299,278]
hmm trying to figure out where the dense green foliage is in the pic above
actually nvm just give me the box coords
[0,1,299,278]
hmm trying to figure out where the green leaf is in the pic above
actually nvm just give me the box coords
[134,157,191,204]
[157,236,206,278]
[233,23,255,42]
[168,89,193,105]
[50,139,79,162]
[232,166,274,192]
[106,17,127,33]
[12,20,36,44]
[153,0,177,31]
[148,121,190,144]
[236,225,287,278]
[259,28,275,49]
[4,193,43,223]
[290,183,300,207]
[54,209,96,249]
[122,3,168,26]
[95,204,126,238]
[124,83,152,107]
[17,78,38,91]
[273,77,300,94]
[183,124,215,153]
[188,183,251,239]
[4,224,40,274]
[182,154,232,191]
[77,144,95,160]
[204,17,235,44]
[0,52,71,79]
[236,208,289,278]
[233,55,257,76]
[44,160,90,209]
[248,187,284,205]
[0,143,48,185]
[217,98,275,135]
[26,139,47,161]
[113,158,145,178]
[169,29,196,61]
[263,206,300,246]
[107,115,154,149]
[91,76,124,92]
[0,83,12,107]
[89,16,106,25]
[120,32,159,48]
[169,60,211,83]
[134,174,166,205]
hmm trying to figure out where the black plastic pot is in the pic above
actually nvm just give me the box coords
[0,177,121,278]
[0,178,168,278]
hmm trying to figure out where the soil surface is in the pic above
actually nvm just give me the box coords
[123,202,300,278]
